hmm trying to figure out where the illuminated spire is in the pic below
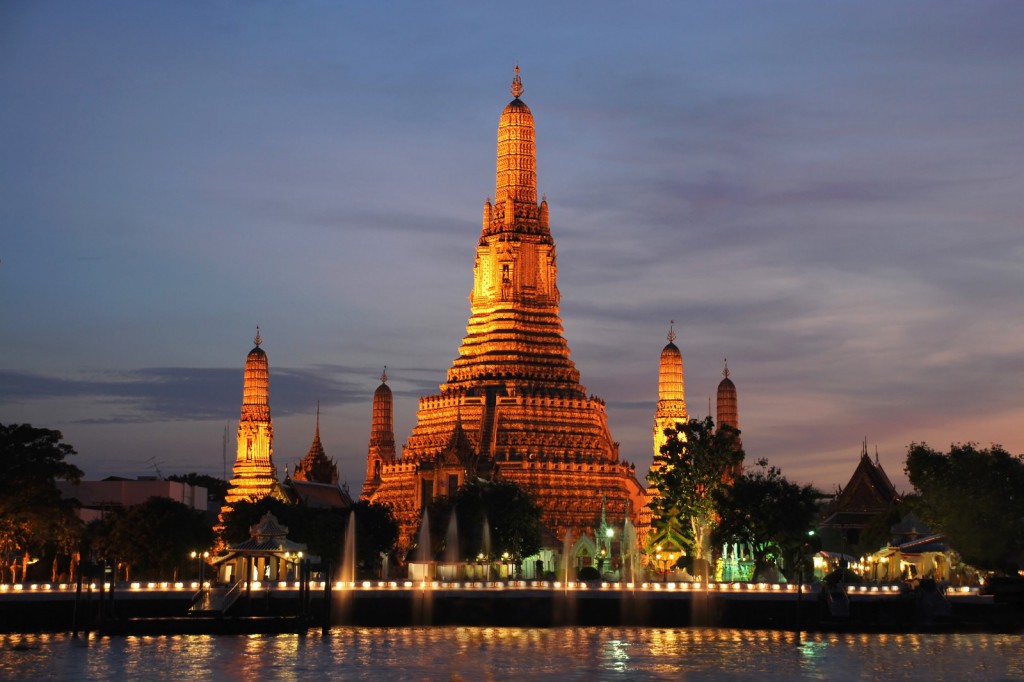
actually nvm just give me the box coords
[716,358,739,433]
[223,331,278,509]
[363,366,397,495]
[242,333,269,415]
[495,65,536,206]
[369,370,395,464]
[652,323,688,490]
[293,400,339,484]
[511,64,524,98]
[657,324,684,403]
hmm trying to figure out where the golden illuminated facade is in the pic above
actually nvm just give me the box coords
[653,322,688,459]
[224,330,281,506]
[363,68,647,549]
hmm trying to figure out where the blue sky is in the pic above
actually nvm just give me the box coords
[2,1,1022,494]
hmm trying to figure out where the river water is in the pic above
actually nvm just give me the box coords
[1,627,1021,681]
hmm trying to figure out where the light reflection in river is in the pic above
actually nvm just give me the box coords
[1,628,1021,681]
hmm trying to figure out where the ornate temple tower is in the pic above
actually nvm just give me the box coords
[364,68,647,549]
[363,369,396,494]
[653,322,688,458]
[716,359,743,475]
[224,329,280,505]
[716,360,739,432]
[293,403,340,484]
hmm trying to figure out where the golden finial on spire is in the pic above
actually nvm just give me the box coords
[254,326,262,347]
[315,400,320,434]
[381,366,388,384]
[667,321,676,344]
[723,358,730,379]
[511,64,524,98]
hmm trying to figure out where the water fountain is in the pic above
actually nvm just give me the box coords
[622,518,638,586]
[553,530,577,625]
[561,530,574,585]
[476,515,492,581]
[444,512,459,563]
[335,511,357,625]
[437,511,463,581]
[340,511,356,584]
[408,509,435,581]
[619,517,648,625]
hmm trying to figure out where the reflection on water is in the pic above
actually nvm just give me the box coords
[1,628,1022,681]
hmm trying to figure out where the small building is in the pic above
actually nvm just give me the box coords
[58,476,207,522]
[863,512,960,583]
[820,442,899,554]
[213,512,311,584]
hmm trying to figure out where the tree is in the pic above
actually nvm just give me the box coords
[301,508,349,569]
[712,459,820,581]
[87,496,214,581]
[905,442,1024,573]
[220,497,361,574]
[219,497,297,545]
[417,479,543,565]
[647,417,744,565]
[351,500,399,579]
[0,424,83,583]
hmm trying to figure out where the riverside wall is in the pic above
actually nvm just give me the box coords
[1,581,1019,634]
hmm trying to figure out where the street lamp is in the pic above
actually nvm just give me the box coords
[191,550,210,585]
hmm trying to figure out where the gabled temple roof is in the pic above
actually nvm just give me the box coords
[286,479,353,509]
[832,449,898,513]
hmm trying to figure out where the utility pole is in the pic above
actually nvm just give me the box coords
[222,423,229,480]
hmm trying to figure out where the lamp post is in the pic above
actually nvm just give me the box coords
[604,527,614,576]
[191,550,209,585]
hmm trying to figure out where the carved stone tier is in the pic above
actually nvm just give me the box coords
[402,393,618,464]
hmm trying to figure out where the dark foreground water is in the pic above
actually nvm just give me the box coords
[1,628,1022,681]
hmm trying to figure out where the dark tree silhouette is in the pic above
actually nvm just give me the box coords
[712,459,820,581]
[906,442,1024,573]
[0,424,83,583]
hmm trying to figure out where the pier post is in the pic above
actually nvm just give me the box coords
[245,556,252,616]
[72,564,83,637]
[322,561,331,636]
[795,570,803,646]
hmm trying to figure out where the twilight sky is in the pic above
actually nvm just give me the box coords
[2,1,1022,495]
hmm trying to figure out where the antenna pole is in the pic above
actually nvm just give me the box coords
[222,424,228,480]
